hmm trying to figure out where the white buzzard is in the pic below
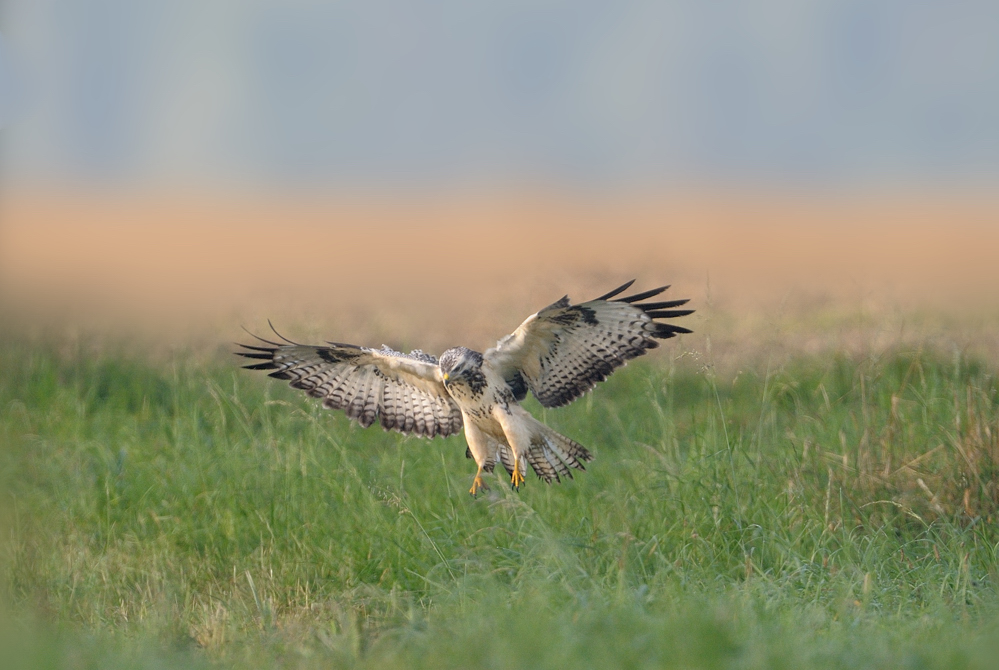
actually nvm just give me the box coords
[238,280,692,495]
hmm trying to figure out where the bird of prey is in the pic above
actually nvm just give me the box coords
[237,280,692,496]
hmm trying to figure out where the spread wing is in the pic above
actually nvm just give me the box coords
[484,280,693,408]
[237,332,462,438]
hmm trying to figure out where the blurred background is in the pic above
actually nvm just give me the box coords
[1,0,998,358]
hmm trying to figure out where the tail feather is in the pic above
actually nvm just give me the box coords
[525,423,593,484]
[496,440,515,477]
[479,420,593,485]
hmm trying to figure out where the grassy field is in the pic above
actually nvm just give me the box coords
[2,333,998,669]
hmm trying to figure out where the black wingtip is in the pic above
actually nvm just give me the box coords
[637,298,690,311]
[644,309,695,319]
[236,351,275,360]
[610,285,695,333]
[242,361,278,370]
[236,336,279,367]
[651,323,694,339]
[615,285,670,303]
[594,279,636,301]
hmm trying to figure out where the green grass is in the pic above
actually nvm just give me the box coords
[1,336,998,668]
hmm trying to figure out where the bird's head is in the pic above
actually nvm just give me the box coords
[439,347,483,385]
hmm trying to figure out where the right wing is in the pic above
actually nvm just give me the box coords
[237,333,463,438]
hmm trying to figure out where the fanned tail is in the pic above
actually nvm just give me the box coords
[524,420,593,484]
[472,419,593,486]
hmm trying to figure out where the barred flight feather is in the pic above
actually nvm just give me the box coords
[525,426,592,483]
[236,342,462,438]
[485,283,694,408]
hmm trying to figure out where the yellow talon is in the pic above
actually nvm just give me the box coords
[469,472,489,497]
[510,460,525,490]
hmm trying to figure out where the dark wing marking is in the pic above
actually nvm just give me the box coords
[237,336,462,438]
[506,369,529,402]
[484,281,693,408]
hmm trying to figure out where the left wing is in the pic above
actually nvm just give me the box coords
[237,333,462,438]
[484,280,693,408]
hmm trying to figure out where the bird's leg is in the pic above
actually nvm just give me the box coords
[469,466,489,497]
[462,419,493,498]
[492,406,530,492]
[510,458,525,490]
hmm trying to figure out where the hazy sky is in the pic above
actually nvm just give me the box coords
[2,0,998,189]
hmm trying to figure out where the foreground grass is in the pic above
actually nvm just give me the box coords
[1,337,998,668]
